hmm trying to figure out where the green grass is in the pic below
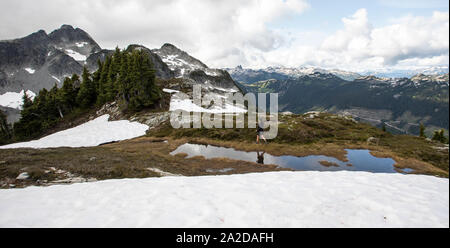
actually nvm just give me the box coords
[147,112,449,175]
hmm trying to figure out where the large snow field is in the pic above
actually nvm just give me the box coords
[0,171,447,227]
[0,115,148,149]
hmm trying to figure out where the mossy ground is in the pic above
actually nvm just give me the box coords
[1,112,447,188]
[0,137,286,188]
[147,112,449,177]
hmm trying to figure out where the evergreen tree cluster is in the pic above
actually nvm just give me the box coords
[10,48,160,141]
[432,129,447,143]
[96,48,160,111]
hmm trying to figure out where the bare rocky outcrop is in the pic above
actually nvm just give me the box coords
[130,112,170,129]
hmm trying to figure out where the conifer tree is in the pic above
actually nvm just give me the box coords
[97,56,112,104]
[77,67,96,108]
[14,89,43,140]
[93,59,103,95]
[22,91,33,110]
[432,129,447,143]
[126,50,160,112]
[419,123,426,138]
[51,84,64,118]
[12,48,162,141]
[117,52,130,103]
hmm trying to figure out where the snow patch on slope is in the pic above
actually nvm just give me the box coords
[75,42,88,48]
[0,115,148,149]
[24,68,35,74]
[0,90,36,110]
[51,75,61,83]
[170,97,246,113]
[0,171,447,227]
[162,54,201,72]
[65,49,87,61]
[162,88,180,94]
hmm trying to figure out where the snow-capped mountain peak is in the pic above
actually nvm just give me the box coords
[225,65,362,82]
[48,24,101,62]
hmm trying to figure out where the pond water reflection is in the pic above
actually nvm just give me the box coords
[170,143,400,173]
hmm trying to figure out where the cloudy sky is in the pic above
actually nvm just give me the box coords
[0,0,448,71]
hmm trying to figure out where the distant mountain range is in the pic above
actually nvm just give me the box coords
[233,68,449,136]
[360,66,449,79]
[225,65,449,84]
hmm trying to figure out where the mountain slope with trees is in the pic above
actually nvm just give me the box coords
[11,49,160,141]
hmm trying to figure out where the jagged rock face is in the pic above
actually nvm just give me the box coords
[0,25,100,94]
[126,44,175,79]
[1,27,242,95]
[0,25,245,124]
[48,24,101,59]
[186,69,240,91]
[152,43,208,75]
[152,43,240,92]
[84,49,115,72]
[0,30,49,70]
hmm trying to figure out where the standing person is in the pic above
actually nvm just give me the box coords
[256,123,267,144]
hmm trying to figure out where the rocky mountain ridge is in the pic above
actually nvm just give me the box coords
[0,25,241,95]
[0,25,243,124]
[226,65,449,85]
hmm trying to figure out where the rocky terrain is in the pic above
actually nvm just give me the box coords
[0,25,242,124]
[0,25,102,94]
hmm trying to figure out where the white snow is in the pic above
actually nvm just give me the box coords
[0,171,447,227]
[64,49,87,61]
[51,75,61,83]
[161,54,203,72]
[179,68,186,76]
[170,98,247,113]
[0,115,148,149]
[162,55,184,69]
[16,172,29,180]
[162,88,180,94]
[24,68,35,74]
[0,90,36,110]
[75,42,88,48]
[212,86,238,93]
[204,69,220,76]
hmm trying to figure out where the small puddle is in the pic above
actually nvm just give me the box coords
[400,168,415,173]
[170,143,399,173]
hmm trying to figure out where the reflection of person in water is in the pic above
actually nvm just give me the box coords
[256,151,265,164]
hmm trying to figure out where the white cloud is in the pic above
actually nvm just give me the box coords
[0,0,309,67]
[369,11,449,64]
[261,9,449,71]
[0,1,448,71]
